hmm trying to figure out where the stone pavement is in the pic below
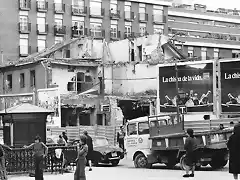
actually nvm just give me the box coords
[9,159,233,180]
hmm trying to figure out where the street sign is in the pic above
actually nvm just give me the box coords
[179,106,187,114]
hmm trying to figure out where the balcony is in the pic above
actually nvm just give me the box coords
[54,3,65,14]
[54,25,66,36]
[109,10,120,19]
[153,15,166,24]
[19,46,31,57]
[36,1,48,12]
[72,28,87,37]
[124,32,135,39]
[124,11,135,21]
[110,31,121,40]
[89,29,105,39]
[89,8,105,18]
[18,23,31,34]
[72,6,87,16]
[139,13,148,22]
[37,24,48,35]
[19,0,31,10]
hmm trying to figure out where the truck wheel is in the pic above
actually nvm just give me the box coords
[180,155,201,170]
[210,158,228,169]
[134,153,152,168]
[111,160,120,166]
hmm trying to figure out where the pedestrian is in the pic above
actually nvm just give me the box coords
[24,135,48,180]
[74,135,88,180]
[0,144,12,180]
[117,126,125,152]
[62,132,68,143]
[83,130,93,171]
[183,128,198,178]
[227,124,240,180]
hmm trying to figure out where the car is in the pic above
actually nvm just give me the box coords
[72,136,124,166]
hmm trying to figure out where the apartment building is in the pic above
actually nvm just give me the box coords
[0,0,171,62]
[168,4,240,60]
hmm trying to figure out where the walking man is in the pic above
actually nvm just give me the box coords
[62,132,68,143]
[83,130,93,171]
[117,126,125,152]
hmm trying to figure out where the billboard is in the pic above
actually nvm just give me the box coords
[37,88,61,127]
[220,60,240,112]
[0,93,34,111]
[158,62,214,113]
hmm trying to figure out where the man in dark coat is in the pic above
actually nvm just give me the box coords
[227,124,240,180]
[83,130,93,171]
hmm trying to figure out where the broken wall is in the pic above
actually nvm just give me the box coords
[51,64,99,95]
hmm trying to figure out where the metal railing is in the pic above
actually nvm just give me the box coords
[5,145,77,174]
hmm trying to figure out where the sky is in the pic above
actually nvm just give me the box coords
[178,0,240,10]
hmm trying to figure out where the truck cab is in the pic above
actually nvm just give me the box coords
[124,115,171,168]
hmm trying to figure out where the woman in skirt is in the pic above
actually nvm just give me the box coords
[183,128,198,178]
[74,135,88,180]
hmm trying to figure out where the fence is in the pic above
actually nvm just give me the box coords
[47,125,119,145]
[5,145,77,175]
[184,118,239,132]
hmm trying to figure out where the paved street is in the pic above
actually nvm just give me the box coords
[9,158,232,180]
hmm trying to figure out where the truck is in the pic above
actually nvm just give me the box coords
[124,59,240,169]
[125,114,233,169]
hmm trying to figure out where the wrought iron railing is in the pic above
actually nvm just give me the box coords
[4,145,77,174]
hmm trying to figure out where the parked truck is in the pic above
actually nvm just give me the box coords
[125,114,233,169]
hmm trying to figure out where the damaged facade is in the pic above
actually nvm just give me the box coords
[0,37,123,127]
[104,34,186,97]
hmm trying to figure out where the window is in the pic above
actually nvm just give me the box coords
[37,17,46,33]
[72,21,84,36]
[20,73,25,88]
[20,0,30,9]
[110,0,117,14]
[125,25,132,37]
[138,122,149,135]
[19,16,29,31]
[90,0,102,16]
[139,23,146,36]
[72,0,84,6]
[55,18,63,28]
[201,47,207,60]
[37,39,46,52]
[188,47,193,57]
[110,20,118,38]
[54,0,63,11]
[90,22,102,36]
[153,25,164,34]
[127,123,137,135]
[37,0,46,9]
[124,5,131,19]
[30,70,36,87]
[6,74,12,90]
[139,4,146,21]
[153,5,164,22]
[19,38,29,55]
[214,48,219,59]
[67,72,85,93]
[55,36,63,44]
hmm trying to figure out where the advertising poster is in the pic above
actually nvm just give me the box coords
[220,60,240,112]
[0,94,34,111]
[37,88,61,127]
[158,62,214,113]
